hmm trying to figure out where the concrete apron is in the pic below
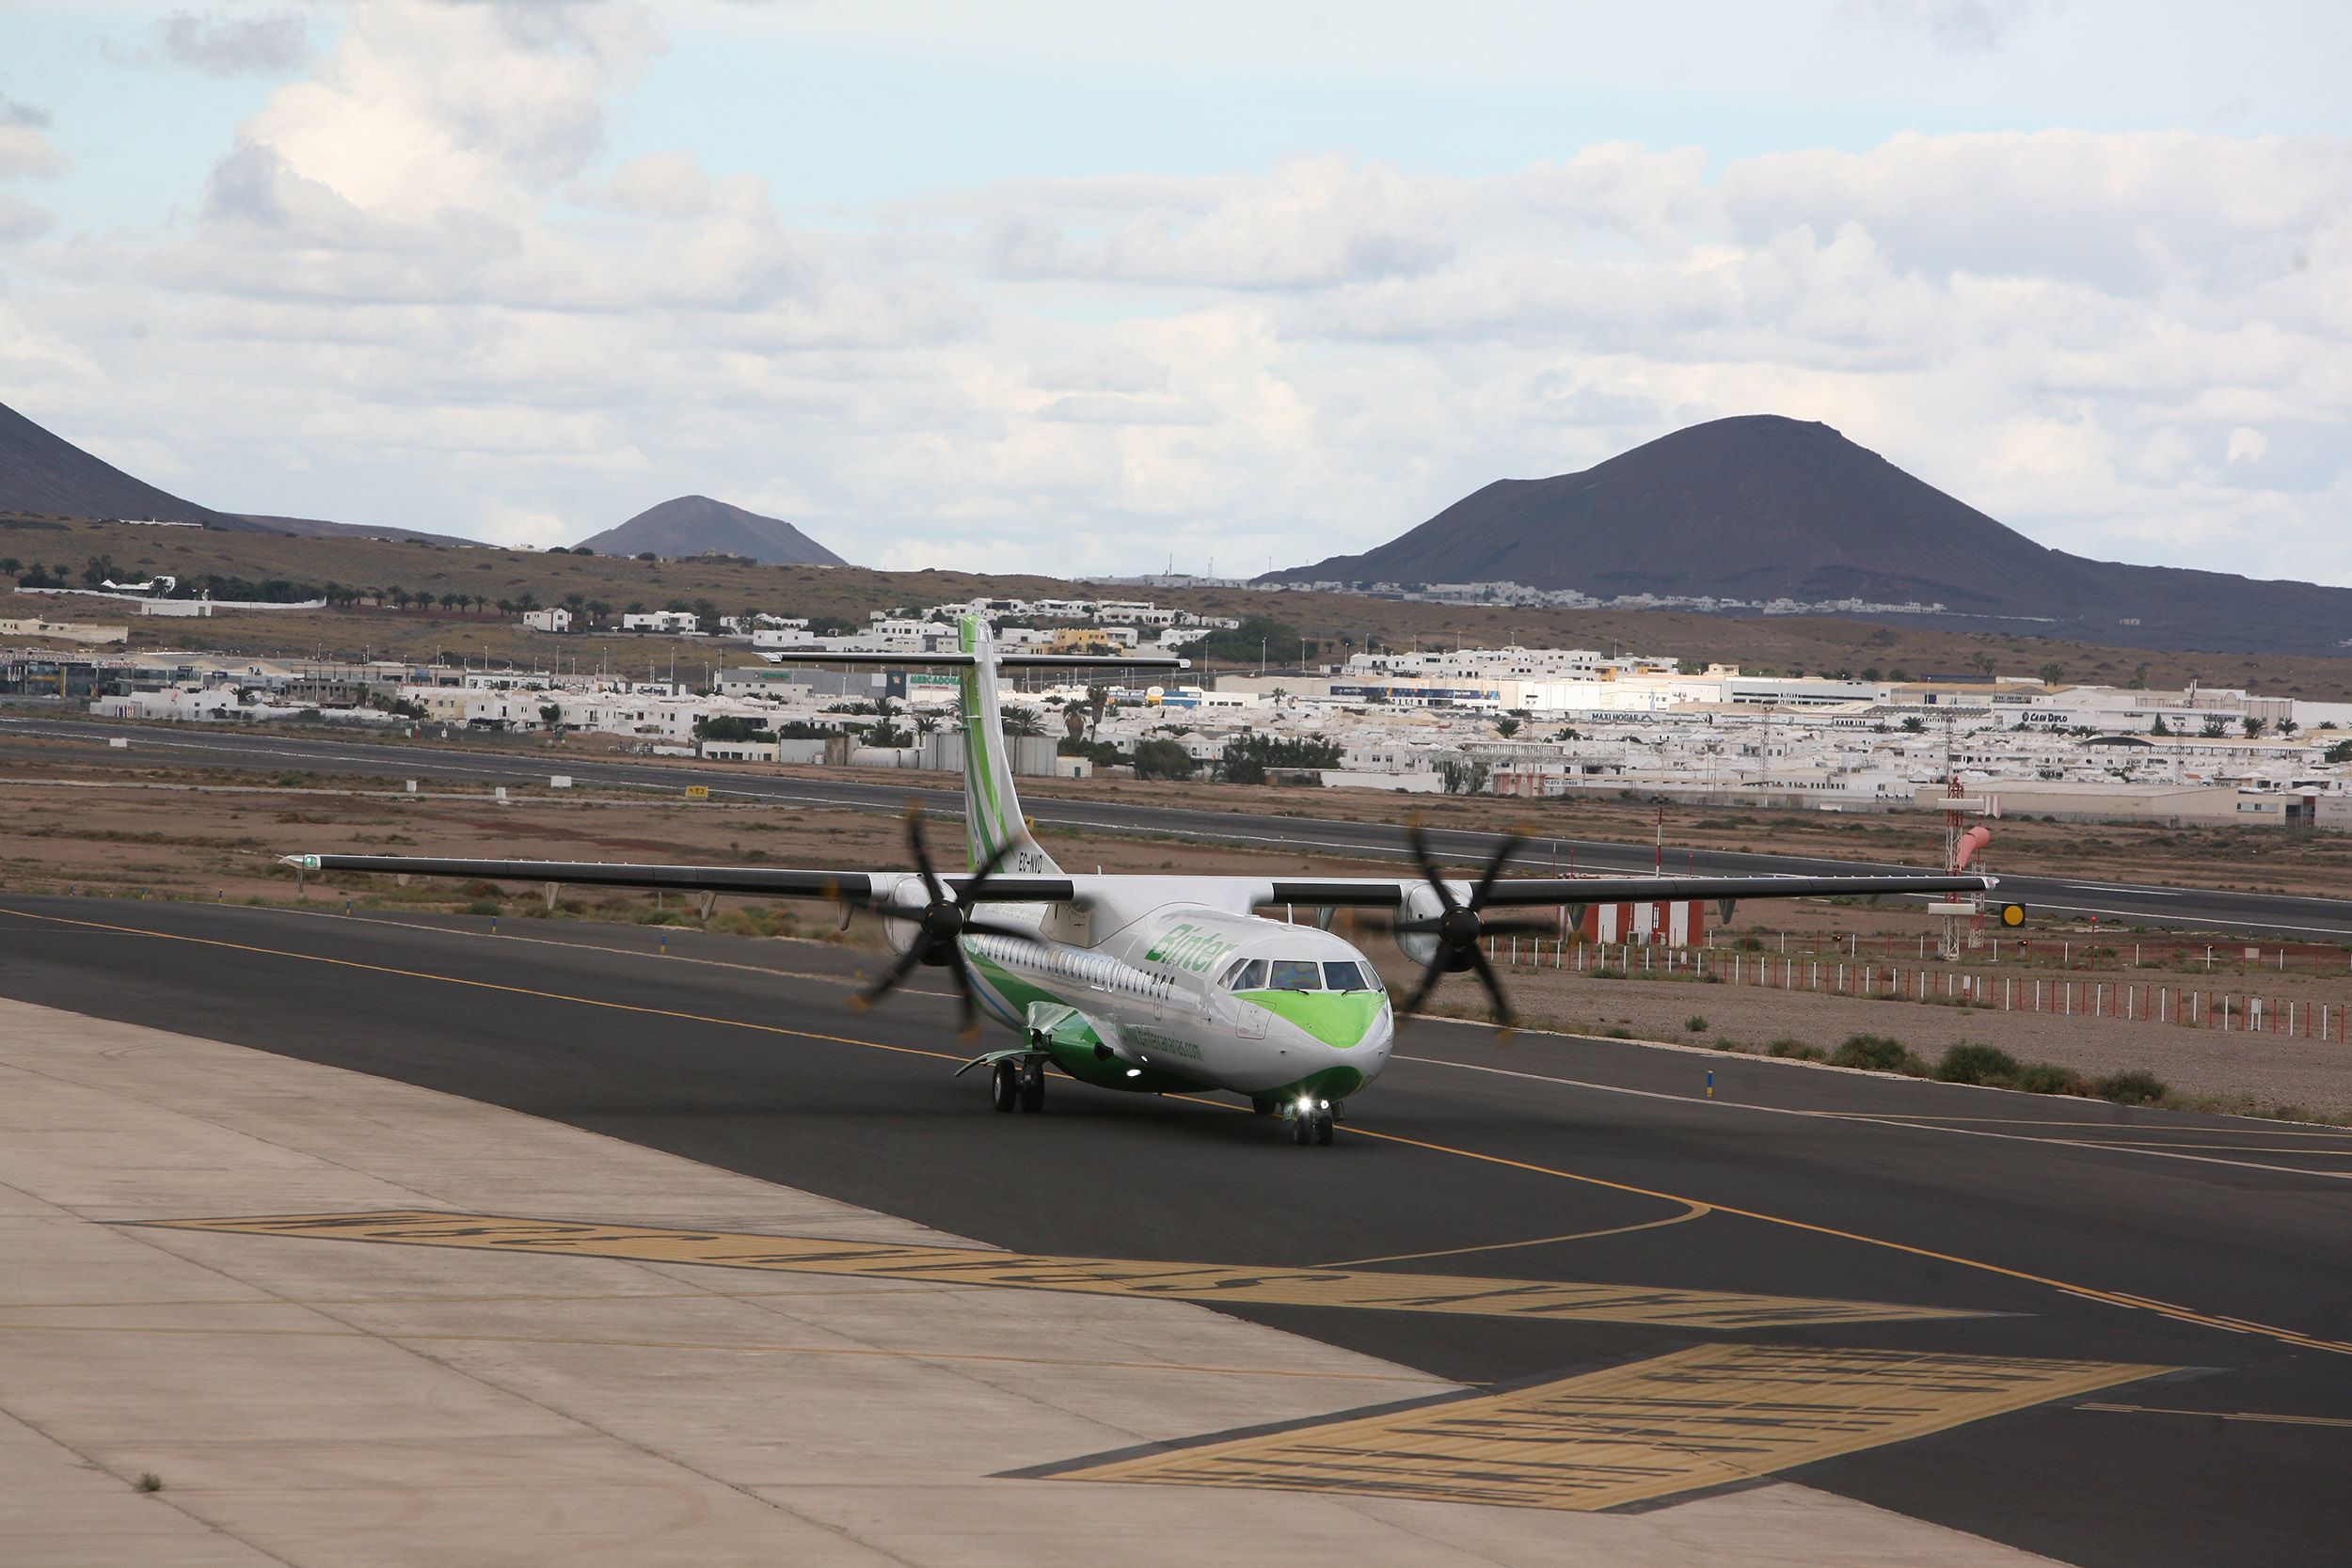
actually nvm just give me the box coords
[0,996,2055,1567]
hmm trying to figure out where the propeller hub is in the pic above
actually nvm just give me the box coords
[1438,907,1483,949]
[919,901,966,945]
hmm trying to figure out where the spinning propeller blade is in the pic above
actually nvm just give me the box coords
[858,810,1025,1042]
[1393,823,1549,1035]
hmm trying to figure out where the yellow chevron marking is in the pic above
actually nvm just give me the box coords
[133,1209,1979,1330]
[1050,1343,2172,1511]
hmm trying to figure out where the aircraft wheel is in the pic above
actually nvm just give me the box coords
[1019,1062,1046,1113]
[1291,1114,1314,1146]
[991,1061,1018,1113]
[1314,1112,1335,1146]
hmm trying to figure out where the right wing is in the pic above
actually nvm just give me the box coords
[280,853,1073,904]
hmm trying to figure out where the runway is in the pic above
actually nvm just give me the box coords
[3,893,2347,1565]
[6,714,2350,940]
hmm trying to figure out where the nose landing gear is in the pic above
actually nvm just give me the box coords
[1285,1098,1337,1146]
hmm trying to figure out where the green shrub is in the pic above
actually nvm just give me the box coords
[464,898,500,917]
[1685,1015,1709,1033]
[1767,1037,1827,1062]
[1934,1042,2022,1086]
[2017,1062,2092,1096]
[1831,1034,1922,1073]
[2094,1069,2169,1106]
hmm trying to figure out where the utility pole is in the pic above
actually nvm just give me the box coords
[1940,711,1966,962]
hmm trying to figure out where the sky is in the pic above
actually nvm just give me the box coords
[3,2,2349,582]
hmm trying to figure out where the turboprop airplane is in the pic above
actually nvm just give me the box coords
[288,616,1998,1145]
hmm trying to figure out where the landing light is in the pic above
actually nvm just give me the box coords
[1125,1068,1142,1078]
[1296,1096,1315,1114]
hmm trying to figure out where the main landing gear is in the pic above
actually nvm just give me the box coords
[991,1057,1046,1114]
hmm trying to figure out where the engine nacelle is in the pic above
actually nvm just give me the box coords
[881,880,930,958]
[1394,882,1447,968]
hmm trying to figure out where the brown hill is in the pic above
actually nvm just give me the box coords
[1272,415,2352,656]
[238,514,488,547]
[577,495,847,566]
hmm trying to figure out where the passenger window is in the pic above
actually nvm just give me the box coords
[1267,958,1323,991]
[1323,960,1375,991]
[1226,958,1267,991]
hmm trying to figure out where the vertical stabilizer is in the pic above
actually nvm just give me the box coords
[959,616,1060,876]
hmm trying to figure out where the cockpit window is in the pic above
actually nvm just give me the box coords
[1265,958,1324,991]
[1222,958,1268,991]
[1322,960,1377,992]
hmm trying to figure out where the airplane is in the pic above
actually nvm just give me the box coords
[288,616,1998,1146]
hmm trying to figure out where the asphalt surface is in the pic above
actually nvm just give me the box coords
[5,713,2349,940]
[4,893,2348,1566]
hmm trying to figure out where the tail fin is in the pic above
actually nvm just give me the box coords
[959,616,1060,876]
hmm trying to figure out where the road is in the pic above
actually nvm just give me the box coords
[3,892,2348,1565]
[5,713,2349,940]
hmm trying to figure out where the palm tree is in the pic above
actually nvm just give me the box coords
[384,585,409,610]
[1085,685,1111,741]
[586,600,611,626]
[1062,705,1087,744]
[1002,705,1046,737]
[439,592,464,612]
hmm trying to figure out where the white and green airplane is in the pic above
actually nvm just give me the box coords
[291,616,1996,1145]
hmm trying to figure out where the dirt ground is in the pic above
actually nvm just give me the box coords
[1422,965,2352,1116]
[4,748,2349,1117]
[11,713,2352,904]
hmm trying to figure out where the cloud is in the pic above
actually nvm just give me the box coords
[0,193,54,243]
[0,126,67,181]
[0,91,66,182]
[157,8,311,77]
[1836,0,2059,55]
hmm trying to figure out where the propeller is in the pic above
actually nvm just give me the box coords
[1392,824,1554,1035]
[855,808,1034,1042]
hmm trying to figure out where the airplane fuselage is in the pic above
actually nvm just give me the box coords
[944,900,1394,1109]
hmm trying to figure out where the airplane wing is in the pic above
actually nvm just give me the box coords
[1261,871,1996,908]
[281,853,1073,905]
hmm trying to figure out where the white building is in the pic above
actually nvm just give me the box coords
[622,610,699,634]
[522,608,572,633]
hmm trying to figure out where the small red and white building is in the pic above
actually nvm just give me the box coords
[1576,898,1708,946]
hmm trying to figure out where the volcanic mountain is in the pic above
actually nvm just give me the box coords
[1269,415,2352,656]
[0,400,481,544]
[577,495,847,566]
[0,400,241,528]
